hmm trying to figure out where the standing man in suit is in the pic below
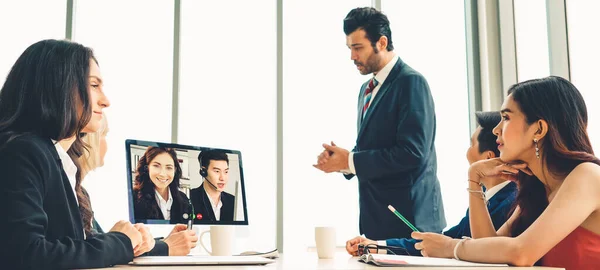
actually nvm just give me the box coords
[190,150,235,222]
[314,7,445,240]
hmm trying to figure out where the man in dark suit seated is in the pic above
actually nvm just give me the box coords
[314,7,445,240]
[190,149,235,221]
[345,111,517,256]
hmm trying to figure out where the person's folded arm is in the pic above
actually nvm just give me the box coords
[456,163,600,266]
[469,180,520,239]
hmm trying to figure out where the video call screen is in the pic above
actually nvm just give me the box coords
[125,139,248,225]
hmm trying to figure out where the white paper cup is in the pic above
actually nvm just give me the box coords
[315,227,336,259]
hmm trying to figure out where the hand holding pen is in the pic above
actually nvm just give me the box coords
[163,224,199,256]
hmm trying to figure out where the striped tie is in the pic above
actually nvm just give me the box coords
[362,77,378,117]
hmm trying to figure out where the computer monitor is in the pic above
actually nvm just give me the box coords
[125,139,248,225]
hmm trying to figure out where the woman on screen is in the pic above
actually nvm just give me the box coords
[133,147,189,223]
[0,39,146,269]
[413,76,600,269]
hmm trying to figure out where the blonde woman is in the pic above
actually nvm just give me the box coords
[80,115,198,256]
[80,113,109,178]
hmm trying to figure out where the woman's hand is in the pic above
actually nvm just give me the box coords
[164,224,198,256]
[468,158,532,183]
[133,223,156,257]
[411,232,459,258]
[109,220,142,250]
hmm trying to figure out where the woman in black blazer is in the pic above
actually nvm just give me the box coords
[0,39,145,269]
[132,147,190,224]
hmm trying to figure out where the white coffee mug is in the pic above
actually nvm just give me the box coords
[199,225,235,256]
[315,227,336,259]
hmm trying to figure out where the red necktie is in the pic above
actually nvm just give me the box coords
[362,77,378,117]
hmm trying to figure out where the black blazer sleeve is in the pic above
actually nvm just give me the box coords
[93,217,170,257]
[354,74,436,180]
[0,137,133,269]
[146,240,169,256]
[190,184,217,222]
[90,194,170,257]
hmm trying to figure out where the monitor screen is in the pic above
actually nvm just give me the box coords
[125,139,248,225]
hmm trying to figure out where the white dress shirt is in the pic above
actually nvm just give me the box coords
[155,189,173,220]
[346,54,400,174]
[205,189,223,221]
[483,180,511,199]
[53,140,78,205]
[376,180,512,249]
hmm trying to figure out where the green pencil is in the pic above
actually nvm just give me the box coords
[388,205,420,232]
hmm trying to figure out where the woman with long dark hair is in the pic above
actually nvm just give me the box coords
[0,39,151,268]
[133,147,189,223]
[413,76,600,269]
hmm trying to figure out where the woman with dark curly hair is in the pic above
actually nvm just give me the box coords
[413,76,600,269]
[133,147,189,223]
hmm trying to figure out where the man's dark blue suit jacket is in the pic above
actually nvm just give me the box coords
[345,57,446,239]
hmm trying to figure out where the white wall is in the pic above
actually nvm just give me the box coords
[0,1,66,81]
[514,0,551,82]
[567,0,600,152]
[282,0,371,253]
[73,0,175,233]
[177,0,277,252]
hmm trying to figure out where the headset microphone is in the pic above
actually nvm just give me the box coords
[204,176,219,191]
[198,151,219,221]
[199,150,219,192]
[200,166,219,191]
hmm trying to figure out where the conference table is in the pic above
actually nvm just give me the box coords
[103,250,564,270]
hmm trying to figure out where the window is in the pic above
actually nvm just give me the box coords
[73,0,174,230]
[283,0,371,252]
[178,0,277,252]
[514,0,550,82]
[381,0,470,230]
[0,0,66,84]
[567,1,600,151]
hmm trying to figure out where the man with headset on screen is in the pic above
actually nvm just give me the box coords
[190,149,236,221]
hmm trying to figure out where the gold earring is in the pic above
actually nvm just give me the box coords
[534,138,540,159]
